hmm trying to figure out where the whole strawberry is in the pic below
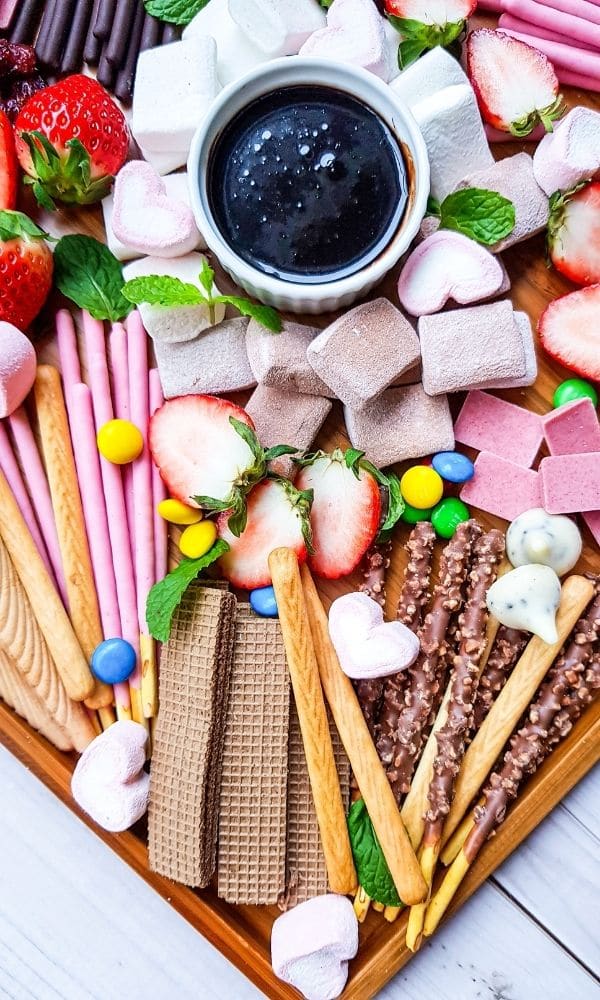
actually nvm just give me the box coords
[0,210,53,329]
[15,74,129,209]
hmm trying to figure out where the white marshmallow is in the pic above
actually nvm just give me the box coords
[533,106,600,196]
[412,84,494,201]
[299,0,389,81]
[390,47,468,109]
[183,0,270,86]
[102,172,206,261]
[228,0,325,57]
[132,36,220,157]
[138,144,189,176]
[383,18,401,82]
[122,253,226,344]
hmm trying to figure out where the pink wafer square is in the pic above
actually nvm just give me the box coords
[542,398,600,456]
[583,510,600,547]
[454,390,544,468]
[460,451,542,521]
[540,453,600,513]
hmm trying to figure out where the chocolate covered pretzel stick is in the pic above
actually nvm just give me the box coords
[354,540,392,739]
[61,0,94,74]
[425,588,600,937]
[406,529,505,951]
[381,521,478,802]
[472,626,529,730]
[10,0,43,44]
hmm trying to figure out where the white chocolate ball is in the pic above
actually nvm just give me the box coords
[486,564,561,644]
[507,508,582,577]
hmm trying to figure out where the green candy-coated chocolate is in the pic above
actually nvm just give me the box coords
[400,501,433,524]
[431,497,470,538]
[552,378,598,409]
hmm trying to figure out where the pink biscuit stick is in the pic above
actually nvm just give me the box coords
[0,0,18,30]
[127,311,156,720]
[109,323,135,544]
[0,422,55,581]
[540,453,600,512]
[499,13,597,51]
[460,451,542,521]
[556,68,600,92]
[519,0,600,27]
[70,383,131,721]
[7,406,68,605]
[149,369,168,583]
[499,28,600,80]
[542,398,600,455]
[502,0,600,49]
[56,309,82,391]
[82,312,143,725]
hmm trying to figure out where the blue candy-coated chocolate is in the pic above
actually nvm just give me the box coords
[431,451,475,484]
[250,585,279,618]
[91,638,137,684]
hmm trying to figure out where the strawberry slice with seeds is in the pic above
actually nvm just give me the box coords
[467,29,563,137]
[538,285,600,381]
[547,182,600,287]
[295,449,382,579]
[217,478,313,589]
[0,110,17,209]
[0,209,53,328]
[385,0,476,68]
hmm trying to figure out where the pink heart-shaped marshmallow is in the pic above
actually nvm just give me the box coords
[112,161,199,258]
[328,592,420,680]
[71,720,149,832]
[397,230,506,317]
[299,0,388,80]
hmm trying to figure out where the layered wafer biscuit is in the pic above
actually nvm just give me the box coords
[280,699,351,908]
[217,606,290,904]
[148,584,235,886]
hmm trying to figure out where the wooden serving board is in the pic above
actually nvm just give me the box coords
[1,17,600,998]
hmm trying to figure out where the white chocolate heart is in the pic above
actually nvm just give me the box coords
[507,508,582,577]
[328,592,420,679]
[486,564,562,644]
[112,161,199,258]
[299,0,388,80]
[71,720,149,832]
[397,231,506,316]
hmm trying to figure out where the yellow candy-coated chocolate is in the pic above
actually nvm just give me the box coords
[97,419,143,465]
[157,498,203,525]
[179,520,218,559]
[400,465,444,509]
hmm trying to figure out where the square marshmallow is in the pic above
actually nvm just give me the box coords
[542,398,600,456]
[132,36,220,156]
[245,384,332,457]
[454,390,544,468]
[228,0,325,57]
[390,47,468,109]
[412,84,493,202]
[344,383,454,468]
[153,318,256,398]
[246,319,333,397]
[307,298,420,410]
[460,452,542,522]
[183,0,270,86]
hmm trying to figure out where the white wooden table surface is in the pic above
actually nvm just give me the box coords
[0,744,598,1000]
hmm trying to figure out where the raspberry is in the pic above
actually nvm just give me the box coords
[0,40,36,79]
[2,74,46,122]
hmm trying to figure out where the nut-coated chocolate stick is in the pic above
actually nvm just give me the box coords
[300,562,427,907]
[269,548,357,897]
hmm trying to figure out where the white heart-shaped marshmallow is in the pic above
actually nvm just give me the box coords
[112,161,199,258]
[328,592,420,679]
[398,231,506,316]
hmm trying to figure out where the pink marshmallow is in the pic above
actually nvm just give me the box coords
[533,106,600,196]
[540,453,600,513]
[71,720,149,832]
[299,0,388,80]
[460,451,542,521]
[454,390,544,468]
[542,398,600,455]
[271,894,358,1000]
[0,322,36,417]
[397,231,506,316]
[328,592,419,680]
[112,161,198,258]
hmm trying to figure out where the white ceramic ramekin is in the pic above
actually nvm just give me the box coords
[188,58,429,314]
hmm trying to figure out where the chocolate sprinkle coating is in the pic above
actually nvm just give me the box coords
[471,625,529,730]
[353,540,392,740]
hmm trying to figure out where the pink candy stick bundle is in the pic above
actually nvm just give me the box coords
[82,311,143,725]
[126,312,156,719]
[7,406,68,605]
[499,13,597,52]
[149,369,168,584]
[109,324,135,544]
[0,422,55,582]
[501,0,600,49]
[500,27,600,81]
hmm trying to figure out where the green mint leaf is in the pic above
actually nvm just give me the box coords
[142,0,211,26]
[264,444,299,461]
[54,235,132,321]
[347,799,402,907]
[378,473,405,540]
[214,295,282,332]
[145,540,229,642]
[439,187,516,246]
[0,210,49,242]
[122,274,204,307]
[198,258,216,298]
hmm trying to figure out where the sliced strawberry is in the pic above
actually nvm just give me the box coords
[385,0,475,67]
[150,395,267,527]
[0,110,17,209]
[538,285,600,381]
[467,29,563,137]
[0,209,53,328]
[295,449,382,580]
[385,0,475,23]
[547,182,600,287]
[217,478,313,589]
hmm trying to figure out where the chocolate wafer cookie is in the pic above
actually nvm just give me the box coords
[217,606,290,904]
[148,584,236,887]
[280,699,351,909]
